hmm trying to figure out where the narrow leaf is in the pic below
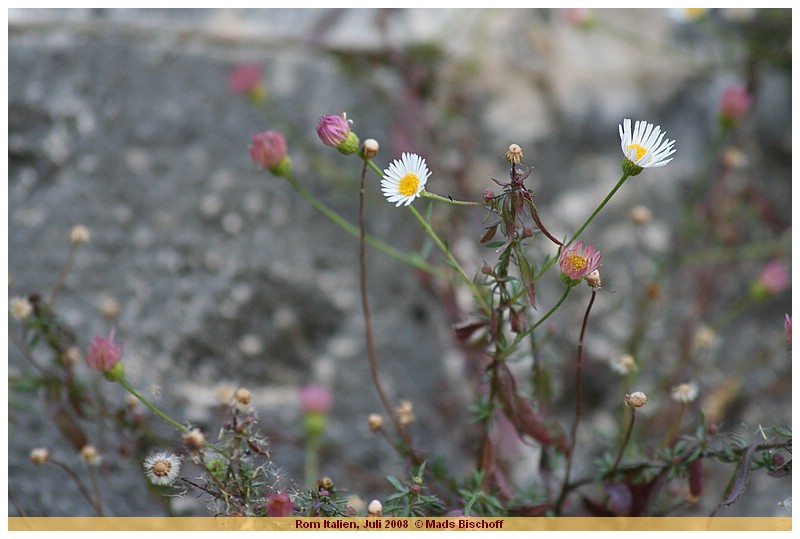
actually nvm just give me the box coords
[722,443,758,506]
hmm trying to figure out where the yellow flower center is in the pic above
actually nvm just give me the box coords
[398,173,420,197]
[566,254,587,272]
[627,143,648,162]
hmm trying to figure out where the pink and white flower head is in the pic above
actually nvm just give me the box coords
[86,328,123,376]
[265,492,294,517]
[559,241,602,283]
[619,119,676,176]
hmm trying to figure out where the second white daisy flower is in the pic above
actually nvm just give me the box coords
[619,119,676,172]
[381,152,430,207]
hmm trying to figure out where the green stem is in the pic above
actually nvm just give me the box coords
[533,173,631,281]
[117,377,228,456]
[609,408,637,478]
[304,433,320,489]
[407,205,490,315]
[283,174,445,279]
[421,190,487,207]
[568,173,630,246]
[499,286,572,361]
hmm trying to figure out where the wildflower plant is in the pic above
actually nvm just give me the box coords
[8,15,790,520]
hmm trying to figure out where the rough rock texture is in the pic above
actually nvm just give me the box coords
[8,8,791,517]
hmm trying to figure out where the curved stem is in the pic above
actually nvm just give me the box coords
[567,174,630,246]
[555,289,597,514]
[407,205,491,315]
[533,173,631,282]
[421,189,487,207]
[499,286,571,361]
[609,408,637,478]
[358,162,420,465]
[282,174,446,279]
[48,244,78,305]
[116,377,228,456]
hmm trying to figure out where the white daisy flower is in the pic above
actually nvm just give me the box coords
[143,452,182,486]
[619,119,676,171]
[381,152,430,207]
[671,382,699,404]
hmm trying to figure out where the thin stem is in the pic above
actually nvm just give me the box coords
[499,286,571,361]
[282,174,446,279]
[49,243,78,305]
[568,174,631,246]
[609,408,637,478]
[533,173,631,282]
[421,189,487,207]
[555,289,597,514]
[304,433,320,489]
[357,162,419,464]
[407,204,491,315]
[116,377,228,457]
[51,458,104,516]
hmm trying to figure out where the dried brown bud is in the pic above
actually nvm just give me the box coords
[624,391,648,408]
[30,448,50,465]
[506,144,524,165]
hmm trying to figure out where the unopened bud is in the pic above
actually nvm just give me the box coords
[69,224,91,244]
[625,391,648,408]
[30,448,50,465]
[629,205,652,225]
[361,139,379,160]
[367,414,384,432]
[80,444,99,465]
[367,499,383,516]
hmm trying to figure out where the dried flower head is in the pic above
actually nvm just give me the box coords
[232,387,253,412]
[265,492,293,517]
[182,428,206,450]
[671,382,699,404]
[559,241,602,282]
[395,400,415,426]
[361,138,380,160]
[30,448,50,465]
[692,325,717,352]
[381,153,430,207]
[367,499,383,516]
[619,119,676,176]
[143,452,181,486]
[367,413,385,432]
[9,296,33,321]
[609,353,637,375]
[69,224,91,244]
[625,392,648,408]
[585,269,602,289]
[505,144,524,165]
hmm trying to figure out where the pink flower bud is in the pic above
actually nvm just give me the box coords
[751,259,790,299]
[718,85,753,128]
[249,131,290,176]
[316,114,350,147]
[228,63,263,94]
[86,328,123,373]
[300,385,333,414]
[265,492,293,517]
